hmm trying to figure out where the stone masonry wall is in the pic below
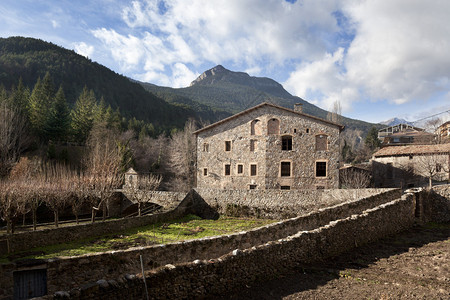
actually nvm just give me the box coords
[0,188,399,297]
[43,194,416,299]
[195,187,398,218]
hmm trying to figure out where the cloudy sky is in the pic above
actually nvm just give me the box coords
[1,0,450,124]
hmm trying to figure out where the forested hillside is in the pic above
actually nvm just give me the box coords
[0,37,223,130]
[139,65,380,133]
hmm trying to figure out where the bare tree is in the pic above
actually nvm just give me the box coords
[340,167,371,189]
[167,119,197,191]
[0,180,27,234]
[327,100,342,125]
[415,154,449,189]
[0,102,31,177]
[125,174,162,216]
[84,123,124,222]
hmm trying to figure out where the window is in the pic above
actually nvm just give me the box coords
[315,134,328,151]
[225,141,231,151]
[250,139,257,152]
[280,186,290,190]
[306,128,310,134]
[203,143,209,152]
[203,168,208,176]
[251,119,261,135]
[315,161,327,177]
[224,164,231,176]
[237,164,243,174]
[436,163,442,172]
[267,118,280,135]
[280,161,291,177]
[281,135,292,150]
[250,164,257,176]
[249,184,257,190]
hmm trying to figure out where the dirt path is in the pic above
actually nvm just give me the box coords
[222,223,449,300]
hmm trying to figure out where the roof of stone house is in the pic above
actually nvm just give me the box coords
[388,130,435,138]
[373,143,450,157]
[193,102,345,134]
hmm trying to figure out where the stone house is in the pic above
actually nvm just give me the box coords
[378,124,435,146]
[437,121,450,143]
[372,144,450,188]
[194,102,344,190]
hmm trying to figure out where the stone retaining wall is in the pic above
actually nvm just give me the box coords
[195,187,398,218]
[45,193,417,299]
[0,188,399,297]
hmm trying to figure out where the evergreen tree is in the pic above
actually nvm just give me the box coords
[28,72,55,140]
[46,85,70,141]
[365,126,381,151]
[70,86,97,143]
[8,78,30,113]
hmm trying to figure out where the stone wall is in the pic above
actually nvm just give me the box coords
[195,187,397,218]
[419,185,450,223]
[0,188,399,297]
[43,194,416,299]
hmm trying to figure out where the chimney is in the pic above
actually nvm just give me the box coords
[294,103,303,113]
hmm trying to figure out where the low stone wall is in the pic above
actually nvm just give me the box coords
[46,194,417,299]
[0,191,189,255]
[419,184,450,223]
[195,187,398,218]
[4,188,398,295]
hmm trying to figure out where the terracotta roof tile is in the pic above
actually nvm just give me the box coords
[373,144,450,157]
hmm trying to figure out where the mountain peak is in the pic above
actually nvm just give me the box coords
[190,65,237,86]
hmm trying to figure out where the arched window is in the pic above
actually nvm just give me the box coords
[315,134,328,151]
[267,118,280,135]
[251,119,262,135]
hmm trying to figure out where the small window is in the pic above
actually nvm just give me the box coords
[249,184,257,190]
[409,155,413,160]
[203,143,209,152]
[316,161,327,177]
[224,164,231,176]
[225,141,231,151]
[250,164,257,176]
[282,135,292,151]
[306,128,310,134]
[267,118,280,135]
[250,139,257,152]
[280,161,291,177]
[280,186,290,190]
[203,168,208,176]
[294,129,297,133]
[237,164,243,174]
[436,163,442,172]
[315,134,328,151]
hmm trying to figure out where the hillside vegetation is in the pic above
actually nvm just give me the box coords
[0,37,223,130]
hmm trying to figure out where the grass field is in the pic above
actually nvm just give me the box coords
[2,215,277,262]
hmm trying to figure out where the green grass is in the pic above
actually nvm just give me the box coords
[1,215,276,262]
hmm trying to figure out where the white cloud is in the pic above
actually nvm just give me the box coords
[93,0,341,86]
[284,0,450,113]
[73,42,95,58]
[51,20,60,28]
